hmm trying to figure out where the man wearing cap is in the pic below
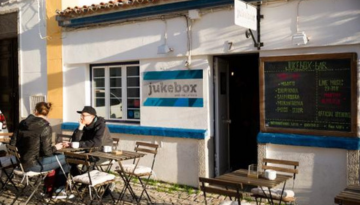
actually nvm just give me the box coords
[63,106,112,148]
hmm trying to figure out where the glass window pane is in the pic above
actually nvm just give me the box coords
[109,99,122,119]
[110,67,122,77]
[127,66,139,76]
[95,90,105,98]
[93,68,104,77]
[128,99,140,108]
[95,98,106,117]
[127,78,139,87]
[95,98,105,107]
[110,78,122,87]
[127,88,140,97]
[94,79,105,88]
[127,110,140,119]
[110,89,122,98]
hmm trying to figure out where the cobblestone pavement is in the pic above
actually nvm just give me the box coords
[0,175,263,205]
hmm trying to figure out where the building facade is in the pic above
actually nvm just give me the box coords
[1,0,360,204]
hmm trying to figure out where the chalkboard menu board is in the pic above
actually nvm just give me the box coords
[260,53,357,137]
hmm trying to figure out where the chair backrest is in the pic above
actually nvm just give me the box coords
[262,158,299,181]
[134,142,159,169]
[56,134,72,143]
[64,152,91,168]
[199,177,243,205]
[0,132,13,137]
[112,137,120,149]
[6,144,23,171]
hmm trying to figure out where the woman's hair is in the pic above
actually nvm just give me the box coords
[35,102,52,116]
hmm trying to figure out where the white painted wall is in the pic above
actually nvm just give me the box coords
[267,144,347,205]
[0,0,48,117]
[261,0,360,50]
[60,0,360,195]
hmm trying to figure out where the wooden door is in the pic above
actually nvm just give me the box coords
[214,57,230,176]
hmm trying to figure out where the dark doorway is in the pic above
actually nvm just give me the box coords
[225,54,260,170]
[0,38,19,132]
[0,12,19,132]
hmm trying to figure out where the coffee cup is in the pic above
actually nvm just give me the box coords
[102,145,112,153]
[71,142,80,149]
[264,170,277,180]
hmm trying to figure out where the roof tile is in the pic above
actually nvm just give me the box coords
[56,0,174,17]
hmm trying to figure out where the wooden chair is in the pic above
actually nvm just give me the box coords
[64,151,116,205]
[6,144,54,205]
[56,133,72,143]
[252,158,299,205]
[97,138,120,172]
[116,142,159,203]
[199,177,243,205]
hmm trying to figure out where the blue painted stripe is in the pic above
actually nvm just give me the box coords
[143,98,203,107]
[61,122,206,139]
[58,0,240,27]
[257,132,360,150]
[143,70,203,80]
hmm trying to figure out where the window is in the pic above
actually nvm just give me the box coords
[91,63,140,122]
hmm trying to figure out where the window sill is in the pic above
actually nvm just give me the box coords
[61,122,207,139]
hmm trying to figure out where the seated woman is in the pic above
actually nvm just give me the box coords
[10,102,71,198]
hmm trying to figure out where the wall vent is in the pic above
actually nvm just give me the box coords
[29,95,46,112]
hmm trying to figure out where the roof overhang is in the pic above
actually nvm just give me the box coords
[56,0,255,28]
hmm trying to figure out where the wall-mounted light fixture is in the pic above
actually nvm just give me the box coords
[292,31,308,46]
[228,41,233,50]
[158,17,174,55]
[157,44,173,54]
[188,9,201,20]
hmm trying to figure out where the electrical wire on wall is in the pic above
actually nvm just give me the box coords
[296,0,304,33]
[184,15,192,69]
[37,0,49,39]
[163,17,168,46]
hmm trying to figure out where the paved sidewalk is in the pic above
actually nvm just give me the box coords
[0,175,262,205]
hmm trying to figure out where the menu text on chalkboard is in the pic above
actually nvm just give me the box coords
[260,53,357,137]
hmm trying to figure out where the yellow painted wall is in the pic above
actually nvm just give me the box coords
[46,0,63,119]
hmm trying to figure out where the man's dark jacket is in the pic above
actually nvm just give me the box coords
[71,116,112,148]
[10,115,55,170]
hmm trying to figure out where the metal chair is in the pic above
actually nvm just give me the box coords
[6,144,53,205]
[0,155,18,193]
[252,158,299,205]
[96,137,120,172]
[56,133,72,143]
[64,151,116,205]
[115,141,159,203]
[199,177,243,205]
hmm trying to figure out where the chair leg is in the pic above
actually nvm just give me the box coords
[2,169,19,192]
[24,174,48,205]
[117,172,137,203]
[137,177,152,203]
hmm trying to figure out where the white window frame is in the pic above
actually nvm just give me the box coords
[91,63,140,122]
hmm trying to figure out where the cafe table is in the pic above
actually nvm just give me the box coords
[215,169,292,205]
[86,150,145,202]
[0,132,12,144]
[335,185,360,205]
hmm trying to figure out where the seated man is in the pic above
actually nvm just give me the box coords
[63,106,112,149]
[63,106,114,194]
